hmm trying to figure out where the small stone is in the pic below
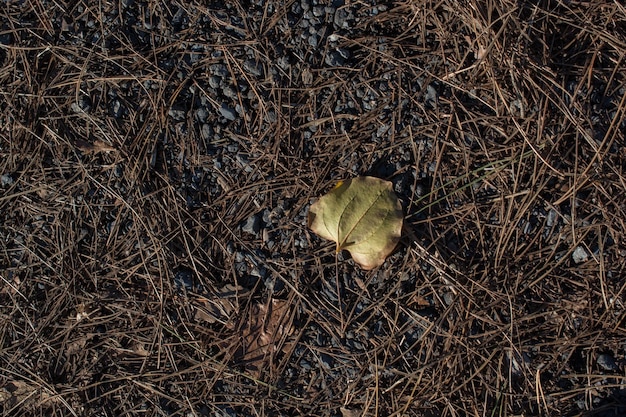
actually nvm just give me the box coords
[572,246,588,264]
[208,75,221,89]
[242,214,261,235]
[243,60,263,77]
[425,84,438,108]
[222,85,237,100]
[264,277,276,291]
[219,104,237,121]
[442,292,454,306]
[0,31,13,46]
[250,266,267,279]
[200,124,212,140]
[334,9,349,28]
[209,63,228,77]
[546,209,557,227]
[168,107,186,121]
[1,174,14,187]
[325,50,346,67]
[597,353,618,371]
[70,103,83,113]
[110,100,124,118]
[195,108,208,122]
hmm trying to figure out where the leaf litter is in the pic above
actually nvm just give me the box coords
[194,284,295,377]
[236,298,295,377]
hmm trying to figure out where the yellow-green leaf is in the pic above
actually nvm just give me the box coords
[308,176,403,270]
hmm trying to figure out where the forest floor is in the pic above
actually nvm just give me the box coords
[1,0,626,416]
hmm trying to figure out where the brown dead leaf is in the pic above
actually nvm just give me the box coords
[340,407,362,417]
[0,380,58,410]
[411,294,432,307]
[75,139,117,155]
[132,343,151,357]
[66,335,90,355]
[237,298,294,376]
[194,284,244,326]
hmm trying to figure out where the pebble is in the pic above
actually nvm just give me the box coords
[572,246,589,264]
[425,84,438,108]
[597,353,619,371]
[0,30,14,45]
[195,108,208,122]
[1,173,14,187]
[168,107,186,121]
[243,59,263,77]
[300,359,312,370]
[242,214,262,235]
[110,99,125,118]
[326,48,350,66]
[334,9,351,28]
[208,75,221,89]
[200,124,212,140]
[219,104,237,121]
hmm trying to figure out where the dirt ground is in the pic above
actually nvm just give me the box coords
[1,0,625,416]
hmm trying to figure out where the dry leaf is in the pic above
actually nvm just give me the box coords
[0,380,57,409]
[194,284,244,325]
[75,139,117,155]
[308,176,403,269]
[340,407,362,417]
[132,343,151,357]
[237,298,294,376]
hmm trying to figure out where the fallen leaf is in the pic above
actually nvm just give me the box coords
[75,139,117,154]
[194,284,244,325]
[237,298,294,376]
[132,343,151,357]
[308,176,403,269]
[340,407,362,417]
[0,380,58,409]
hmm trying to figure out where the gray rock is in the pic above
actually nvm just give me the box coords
[174,268,194,291]
[425,84,438,108]
[219,104,237,121]
[1,173,14,187]
[334,9,350,28]
[195,108,208,122]
[597,353,618,371]
[242,214,261,235]
[208,75,221,89]
[572,246,588,264]
[168,107,186,121]
[222,85,237,100]
[200,124,212,140]
[326,49,349,66]
[243,60,263,77]
[320,353,333,370]
[111,99,125,118]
